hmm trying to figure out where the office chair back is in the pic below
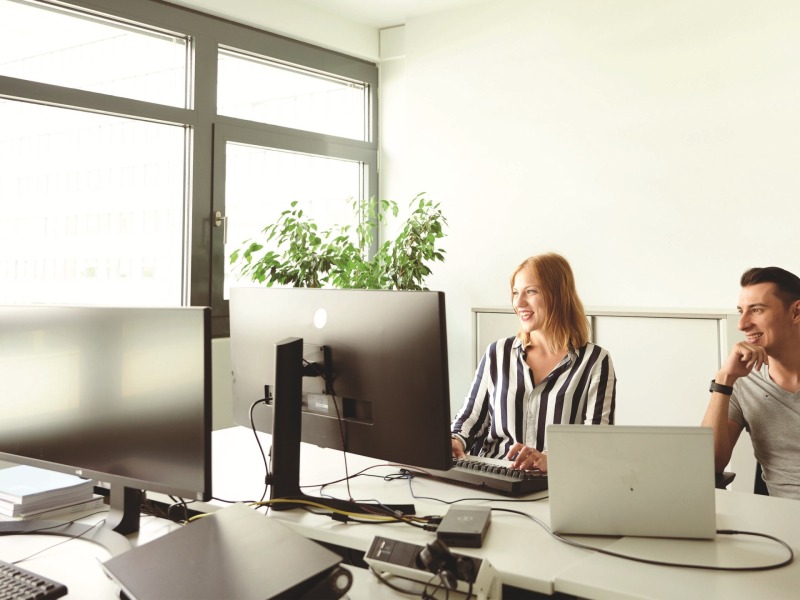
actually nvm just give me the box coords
[754,462,769,496]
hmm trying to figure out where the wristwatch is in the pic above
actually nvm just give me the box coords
[709,379,734,396]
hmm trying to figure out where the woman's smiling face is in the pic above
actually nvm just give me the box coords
[512,268,546,334]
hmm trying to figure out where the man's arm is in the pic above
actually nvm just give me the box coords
[702,389,743,473]
[702,341,767,472]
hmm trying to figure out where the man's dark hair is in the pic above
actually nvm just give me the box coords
[741,266,800,307]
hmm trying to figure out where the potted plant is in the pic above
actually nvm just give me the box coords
[229,193,447,290]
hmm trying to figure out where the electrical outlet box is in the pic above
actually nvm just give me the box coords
[364,536,501,600]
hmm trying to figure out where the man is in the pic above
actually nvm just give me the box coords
[702,266,800,500]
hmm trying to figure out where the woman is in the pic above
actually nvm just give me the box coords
[451,253,616,473]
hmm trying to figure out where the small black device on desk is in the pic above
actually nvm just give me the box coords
[437,505,492,548]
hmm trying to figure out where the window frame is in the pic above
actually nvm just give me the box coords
[0,0,379,337]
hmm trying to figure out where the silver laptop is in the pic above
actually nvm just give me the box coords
[546,425,717,539]
[102,504,350,599]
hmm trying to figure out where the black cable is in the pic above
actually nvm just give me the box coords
[323,377,356,504]
[368,566,428,596]
[492,507,794,572]
[301,464,408,490]
[247,397,271,504]
[422,570,450,600]
[8,516,108,564]
[299,355,356,503]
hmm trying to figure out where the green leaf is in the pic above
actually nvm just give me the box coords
[227,192,447,289]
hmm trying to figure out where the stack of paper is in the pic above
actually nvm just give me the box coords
[0,465,98,519]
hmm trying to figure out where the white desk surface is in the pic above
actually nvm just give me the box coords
[0,514,178,599]
[212,426,800,599]
[211,426,607,595]
[2,425,796,600]
[0,512,405,600]
[554,490,800,599]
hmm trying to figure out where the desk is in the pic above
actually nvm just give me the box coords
[213,426,800,599]
[0,513,404,600]
[554,490,800,599]
[212,426,608,595]
[2,427,796,599]
[0,515,177,600]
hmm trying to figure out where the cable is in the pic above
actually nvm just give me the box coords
[320,371,357,504]
[254,497,431,525]
[8,516,108,564]
[368,566,428,596]
[492,507,794,572]
[300,354,356,503]
[208,396,280,506]
[247,397,272,504]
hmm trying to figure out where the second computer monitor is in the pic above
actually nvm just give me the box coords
[229,287,452,471]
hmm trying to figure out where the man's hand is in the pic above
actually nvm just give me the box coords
[718,341,768,384]
[507,442,548,473]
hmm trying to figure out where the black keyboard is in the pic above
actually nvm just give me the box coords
[0,559,67,600]
[411,455,548,496]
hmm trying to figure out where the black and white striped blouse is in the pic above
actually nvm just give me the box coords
[452,336,616,458]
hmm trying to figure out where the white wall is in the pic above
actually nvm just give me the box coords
[379,0,800,410]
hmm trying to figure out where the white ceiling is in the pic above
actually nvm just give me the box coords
[298,0,491,28]
[172,0,491,30]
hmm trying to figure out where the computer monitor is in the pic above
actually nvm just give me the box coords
[0,305,212,541]
[229,287,451,509]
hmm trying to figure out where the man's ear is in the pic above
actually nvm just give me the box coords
[792,300,800,323]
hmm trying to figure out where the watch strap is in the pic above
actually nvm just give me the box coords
[709,379,734,396]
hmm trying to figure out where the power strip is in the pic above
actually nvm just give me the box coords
[364,536,501,600]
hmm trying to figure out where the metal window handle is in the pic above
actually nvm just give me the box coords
[214,211,228,244]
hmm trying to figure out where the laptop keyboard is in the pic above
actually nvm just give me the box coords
[412,454,548,496]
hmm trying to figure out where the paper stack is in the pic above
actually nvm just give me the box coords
[0,465,99,520]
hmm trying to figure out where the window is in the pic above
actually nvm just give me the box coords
[0,100,186,305]
[0,0,188,107]
[222,142,364,300]
[218,49,368,140]
[0,0,378,336]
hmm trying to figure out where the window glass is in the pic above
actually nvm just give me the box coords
[0,99,187,305]
[224,142,363,297]
[0,0,377,335]
[218,49,368,141]
[0,0,188,107]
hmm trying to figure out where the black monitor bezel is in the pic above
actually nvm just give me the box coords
[0,305,213,535]
[229,287,453,473]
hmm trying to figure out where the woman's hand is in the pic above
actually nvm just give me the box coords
[507,442,547,473]
[451,436,467,458]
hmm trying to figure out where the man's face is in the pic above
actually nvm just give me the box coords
[737,282,796,353]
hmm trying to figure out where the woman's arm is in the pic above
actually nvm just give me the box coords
[450,342,499,454]
[582,347,617,425]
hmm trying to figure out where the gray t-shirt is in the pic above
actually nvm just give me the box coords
[729,364,800,500]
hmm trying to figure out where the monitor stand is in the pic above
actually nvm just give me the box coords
[269,337,415,516]
[104,485,145,535]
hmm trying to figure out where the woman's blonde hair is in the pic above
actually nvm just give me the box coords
[511,253,589,353]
